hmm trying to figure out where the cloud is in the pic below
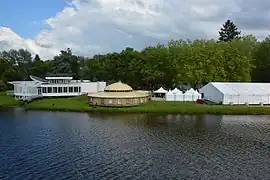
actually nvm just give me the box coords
[1,0,270,59]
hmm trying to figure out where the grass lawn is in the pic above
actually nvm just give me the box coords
[0,92,19,107]
[23,95,270,115]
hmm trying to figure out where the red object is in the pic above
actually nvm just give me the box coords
[196,99,205,104]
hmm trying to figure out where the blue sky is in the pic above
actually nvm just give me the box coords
[0,0,67,38]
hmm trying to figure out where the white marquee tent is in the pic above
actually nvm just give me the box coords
[199,82,270,105]
[172,88,180,94]
[164,88,200,102]
[166,90,174,101]
[175,90,184,101]
[154,87,168,94]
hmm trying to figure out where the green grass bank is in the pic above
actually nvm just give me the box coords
[0,92,20,107]
[2,93,270,115]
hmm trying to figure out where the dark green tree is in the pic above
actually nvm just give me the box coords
[219,19,241,41]
[252,37,270,82]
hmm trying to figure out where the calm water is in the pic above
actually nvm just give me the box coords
[0,108,269,180]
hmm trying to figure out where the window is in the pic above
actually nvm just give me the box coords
[58,87,62,93]
[38,88,41,95]
[74,87,78,92]
[53,87,57,93]
[101,99,104,104]
[64,87,68,93]
[69,87,73,93]
[78,87,81,92]
[42,87,47,93]
[48,87,52,93]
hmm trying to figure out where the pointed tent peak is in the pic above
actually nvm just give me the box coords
[172,88,180,93]
[175,90,183,94]
[167,90,174,95]
[154,87,168,93]
[195,90,201,95]
[186,88,196,94]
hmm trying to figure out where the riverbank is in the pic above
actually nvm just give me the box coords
[2,93,270,114]
[0,92,20,107]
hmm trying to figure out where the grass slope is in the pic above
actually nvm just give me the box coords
[24,95,270,115]
[0,92,19,107]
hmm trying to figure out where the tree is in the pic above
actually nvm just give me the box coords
[219,19,241,41]
[252,37,270,82]
[30,54,48,77]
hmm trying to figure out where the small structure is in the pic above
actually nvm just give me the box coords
[8,75,106,101]
[172,88,181,94]
[153,87,168,99]
[184,88,200,101]
[199,82,270,105]
[175,90,184,101]
[88,81,150,107]
[165,90,174,101]
[163,88,200,102]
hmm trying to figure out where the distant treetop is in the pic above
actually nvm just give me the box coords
[219,19,241,41]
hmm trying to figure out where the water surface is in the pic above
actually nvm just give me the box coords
[0,108,269,179]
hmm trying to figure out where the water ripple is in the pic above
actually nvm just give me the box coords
[0,110,270,179]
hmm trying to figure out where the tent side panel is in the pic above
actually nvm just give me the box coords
[199,83,223,104]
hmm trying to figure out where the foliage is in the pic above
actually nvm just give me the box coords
[0,26,269,92]
[219,19,241,41]
[252,37,270,82]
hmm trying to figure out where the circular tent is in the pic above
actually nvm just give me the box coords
[88,81,150,107]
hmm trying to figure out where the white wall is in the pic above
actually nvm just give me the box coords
[223,94,270,105]
[199,83,223,104]
[81,82,106,93]
[13,83,39,97]
[166,94,174,101]
[11,80,107,99]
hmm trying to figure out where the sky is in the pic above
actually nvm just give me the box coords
[0,0,270,60]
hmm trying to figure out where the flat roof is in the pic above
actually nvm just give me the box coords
[45,77,73,80]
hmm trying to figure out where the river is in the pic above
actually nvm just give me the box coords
[0,108,269,179]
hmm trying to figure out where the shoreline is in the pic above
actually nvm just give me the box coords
[3,103,270,115]
[21,106,270,115]
[2,93,270,115]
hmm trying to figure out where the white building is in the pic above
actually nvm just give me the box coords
[199,82,270,105]
[9,75,106,101]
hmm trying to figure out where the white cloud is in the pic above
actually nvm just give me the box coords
[1,0,270,59]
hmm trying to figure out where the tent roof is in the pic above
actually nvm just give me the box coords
[154,87,167,93]
[172,88,180,94]
[185,88,197,95]
[202,82,270,95]
[167,90,174,95]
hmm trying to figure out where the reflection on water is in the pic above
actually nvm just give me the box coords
[0,108,269,179]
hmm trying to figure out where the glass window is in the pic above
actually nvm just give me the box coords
[69,87,73,92]
[42,87,47,93]
[64,87,68,93]
[74,87,78,92]
[48,87,52,93]
[79,87,81,92]
[53,87,57,93]
[58,87,62,93]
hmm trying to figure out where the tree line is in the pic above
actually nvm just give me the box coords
[1,19,270,91]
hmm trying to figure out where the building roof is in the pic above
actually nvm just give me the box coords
[204,82,270,95]
[45,77,73,80]
[30,75,48,83]
[104,81,133,92]
[88,91,149,98]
